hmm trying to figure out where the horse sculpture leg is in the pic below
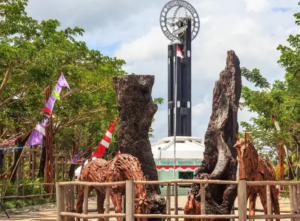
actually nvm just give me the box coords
[95,188,105,221]
[249,191,257,221]
[75,186,94,221]
[259,187,272,221]
[270,186,280,221]
[110,188,123,221]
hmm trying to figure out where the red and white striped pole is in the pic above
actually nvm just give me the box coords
[92,119,116,159]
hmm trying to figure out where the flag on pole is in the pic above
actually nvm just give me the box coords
[176,45,184,58]
[27,119,48,146]
[92,119,116,158]
[42,74,70,117]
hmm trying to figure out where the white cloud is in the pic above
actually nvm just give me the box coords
[245,0,270,12]
[115,27,168,62]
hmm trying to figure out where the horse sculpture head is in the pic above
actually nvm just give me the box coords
[184,192,201,221]
[234,137,257,180]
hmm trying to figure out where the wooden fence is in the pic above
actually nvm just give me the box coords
[0,183,55,200]
[56,179,300,221]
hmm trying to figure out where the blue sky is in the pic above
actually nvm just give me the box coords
[26,0,300,141]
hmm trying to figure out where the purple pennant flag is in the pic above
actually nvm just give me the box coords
[42,95,56,117]
[42,73,70,117]
[57,74,70,90]
[27,119,48,146]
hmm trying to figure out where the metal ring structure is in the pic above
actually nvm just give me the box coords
[160,0,200,42]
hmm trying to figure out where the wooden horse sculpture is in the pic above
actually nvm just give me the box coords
[75,154,150,221]
[184,192,201,221]
[234,137,280,221]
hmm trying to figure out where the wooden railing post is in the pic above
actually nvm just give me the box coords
[83,185,89,221]
[266,185,271,215]
[201,184,206,215]
[297,185,300,216]
[56,183,65,221]
[166,184,171,221]
[238,180,247,221]
[126,180,134,221]
[174,183,178,221]
[22,183,25,198]
[290,185,295,221]
[105,186,110,221]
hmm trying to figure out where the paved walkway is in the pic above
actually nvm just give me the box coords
[0,196,293,221]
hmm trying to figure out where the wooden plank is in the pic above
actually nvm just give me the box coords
[22,183,25,197]
[59,181,125,187]
[15,183,19,196]
[105,186,110,221]
[125,180,134,221]
[83,186,89,221]
[174,183,178,221]
[60,212,126,218]
[297,185,300,215]
[134,179,239,185]
[249,214,300,219]
[56,183,65,221]
[134,214,239,219]
[267,185,271,215]
[247,181,300,186]
[201,184,205,215]
[55,156,58,181]
[290,186,295,221]
[166,184,171,221]
[238,180,247,221]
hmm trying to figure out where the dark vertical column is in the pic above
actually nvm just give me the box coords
[174,44,183,136]
[183,20,192,136]
[168,44,174,137]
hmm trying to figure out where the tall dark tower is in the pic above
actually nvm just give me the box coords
[160,1,200,137]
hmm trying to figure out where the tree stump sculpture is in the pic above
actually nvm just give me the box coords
[76,154,150,221]
[234,138,280,221]
[113,75,166,218]
[185,51,242,220]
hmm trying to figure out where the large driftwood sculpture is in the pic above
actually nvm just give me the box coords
[113,75,166,218]
[76,154,150,221]
[234,138,280,221]
[185,51,242,220]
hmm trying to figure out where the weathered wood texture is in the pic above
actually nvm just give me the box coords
[113,75,166,217]
[192,51,241,219]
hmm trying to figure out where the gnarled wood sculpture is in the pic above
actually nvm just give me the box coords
[184,51,241,221]
[75,154,150,221]
[234,138,280,221]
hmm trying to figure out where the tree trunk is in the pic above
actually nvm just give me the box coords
[113,75,166,218]
[192,51,242,220]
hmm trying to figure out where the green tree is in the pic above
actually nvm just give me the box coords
[0,0,126,179]
[241,2,300,166]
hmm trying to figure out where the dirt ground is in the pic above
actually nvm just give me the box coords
[0,196,293,221]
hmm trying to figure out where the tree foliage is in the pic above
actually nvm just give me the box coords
[0,0,127,158]
[241,3,300,163]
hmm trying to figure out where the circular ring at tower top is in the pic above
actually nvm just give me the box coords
[160,0,200,42]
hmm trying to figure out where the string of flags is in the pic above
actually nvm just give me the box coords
[0,147,25,151]
[0,133,24,147]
